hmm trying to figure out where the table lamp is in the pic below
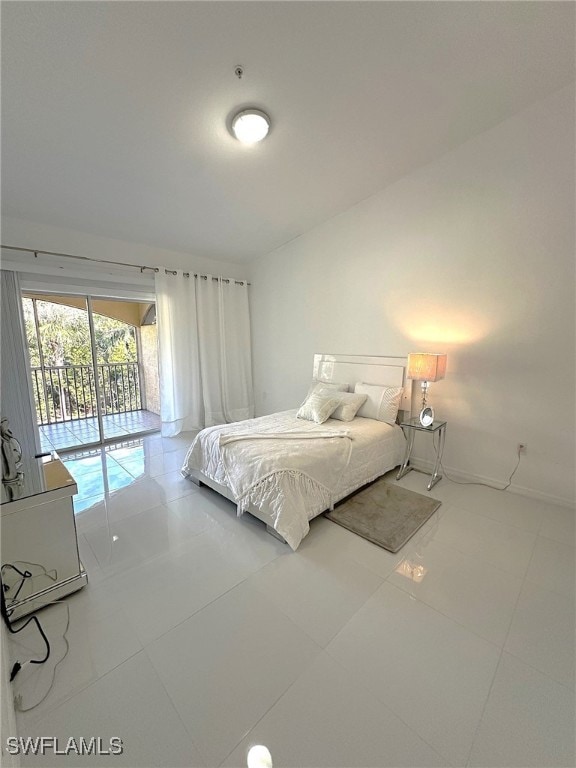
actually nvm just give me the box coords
[407,353,447,426]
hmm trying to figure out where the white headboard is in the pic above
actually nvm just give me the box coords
[312,353,412,417]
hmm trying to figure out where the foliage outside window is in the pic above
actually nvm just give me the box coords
[22,298,141,424]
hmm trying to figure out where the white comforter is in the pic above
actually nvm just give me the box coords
[182,410,406,549]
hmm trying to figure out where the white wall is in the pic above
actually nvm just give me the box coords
[1,217,245,280]
[1,623,20,767]
[248,86,575,506]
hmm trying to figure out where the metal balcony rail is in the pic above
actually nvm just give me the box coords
[31,363,142,426]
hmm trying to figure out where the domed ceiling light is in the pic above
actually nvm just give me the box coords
[231,109,271,144]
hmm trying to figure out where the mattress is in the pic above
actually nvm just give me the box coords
[182,409,406,549]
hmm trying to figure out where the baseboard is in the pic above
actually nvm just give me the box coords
[411,458,576,510]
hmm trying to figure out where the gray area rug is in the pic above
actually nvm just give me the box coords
[325,479,441,553]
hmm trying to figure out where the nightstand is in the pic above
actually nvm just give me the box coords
[396,417,447,491]
[1,453,87,621]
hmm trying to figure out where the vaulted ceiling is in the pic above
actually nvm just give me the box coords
[2,1,574,263]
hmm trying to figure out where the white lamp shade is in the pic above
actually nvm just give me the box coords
[407,353,447,382]
[231,109,270,143]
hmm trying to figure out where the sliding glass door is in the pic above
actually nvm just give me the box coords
[21,293,160,453]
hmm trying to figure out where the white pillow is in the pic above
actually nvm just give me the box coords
[306,379,350,398]
[354,383,403,424]
[317,388,368,422]
[297,392,341,424]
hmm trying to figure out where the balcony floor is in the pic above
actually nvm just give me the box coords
[39,410,161,452]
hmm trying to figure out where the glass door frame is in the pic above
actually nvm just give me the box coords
[86,295,106,447]
[22,290,158,454]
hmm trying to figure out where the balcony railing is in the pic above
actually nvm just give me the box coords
[31,363,142,426]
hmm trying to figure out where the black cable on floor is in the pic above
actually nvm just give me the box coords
[0,570,51,678]
[1,563,32,604]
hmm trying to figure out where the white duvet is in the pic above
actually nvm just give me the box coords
[182,410,406,549]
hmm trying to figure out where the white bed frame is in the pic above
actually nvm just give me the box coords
[189,354,412,542]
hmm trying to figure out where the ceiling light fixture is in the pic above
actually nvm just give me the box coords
[231,109,270,144]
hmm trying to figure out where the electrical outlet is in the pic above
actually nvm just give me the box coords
[517,443,527,454]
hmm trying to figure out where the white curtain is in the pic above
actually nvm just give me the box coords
[0,270,42,495]
[155,270,254,436]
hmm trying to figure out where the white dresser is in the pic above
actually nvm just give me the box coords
[1,454,87,621]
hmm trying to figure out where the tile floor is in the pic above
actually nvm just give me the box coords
[39,411,161,452]
[8,435,575,768]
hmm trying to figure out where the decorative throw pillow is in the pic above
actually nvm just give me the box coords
[317,389,368,422]
[306,379,350,399]
[297,392,341,424]
[354,383,404,424]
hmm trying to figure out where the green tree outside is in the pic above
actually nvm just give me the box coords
[22,298,140,422]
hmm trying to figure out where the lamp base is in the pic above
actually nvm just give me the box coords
[418,406,435,427]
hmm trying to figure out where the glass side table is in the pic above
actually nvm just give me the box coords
[396,417,447,491]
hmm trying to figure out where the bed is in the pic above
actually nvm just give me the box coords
[181,354,412,549]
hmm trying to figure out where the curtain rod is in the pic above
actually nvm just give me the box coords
[0,244,250,286]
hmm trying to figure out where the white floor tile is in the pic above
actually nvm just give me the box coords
[151,448,189,476]
[106,533,251,645]
[392,469,465,506]
[65,454,109,473]
[451,484,546,533]
[18,652,204,767]
[113,455,147,479]
[161,432,197,453]
[74,498,109,534]
[150,470,199,502]
[146,582,320,766]
[104,476,171,521]
[468,653,576,767]
[106,444,146,462]
[222,652,448,768]
[164,494,222,536]
[428,505,537,577]
[15,434,574,767]
[176,485,246,531]
[114,448,189,479]
[539,503,576,546]
[140,433,164,456]
[199,511,290,574]
[72,468,108,500]
[388,537,523,645]
[76,534,106,585]
[301,515,401,579]
[56,543,214,645]
[326,582,500,766]
[83,503,207,576]
[248,532,384,647]
[525,536,575,599]
[59,574,127,624]
[12,595,142,729]
[505,580,575,687]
